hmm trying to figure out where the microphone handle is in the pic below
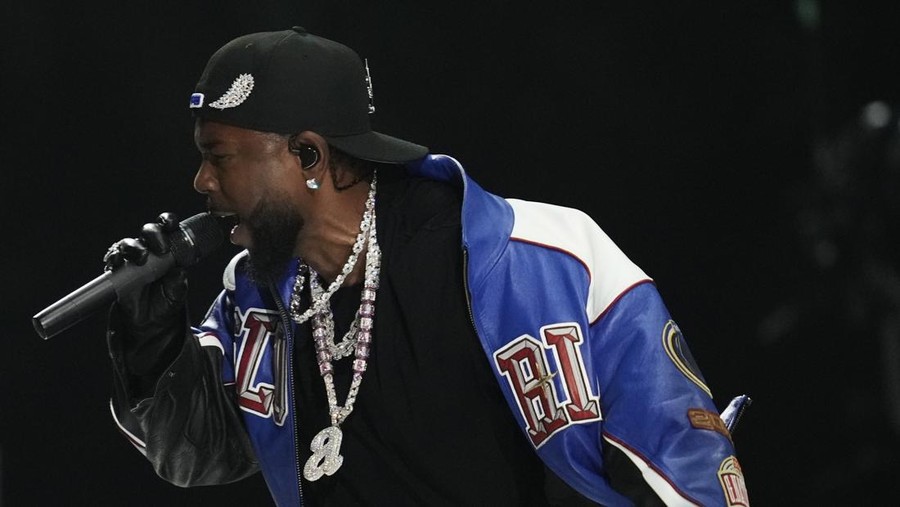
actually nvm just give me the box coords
[32,252,175,340]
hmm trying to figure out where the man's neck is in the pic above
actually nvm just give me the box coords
[295,181,371,285]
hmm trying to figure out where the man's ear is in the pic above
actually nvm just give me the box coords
[289,131,330,173]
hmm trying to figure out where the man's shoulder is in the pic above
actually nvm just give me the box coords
[504,199,651,322]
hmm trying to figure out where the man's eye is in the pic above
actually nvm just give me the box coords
[206,153,232,164]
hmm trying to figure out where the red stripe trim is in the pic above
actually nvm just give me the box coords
[510,236,592,275]
[510,237,655,326]
[590,279,655,325]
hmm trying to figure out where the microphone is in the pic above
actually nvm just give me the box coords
[32,212,233,340]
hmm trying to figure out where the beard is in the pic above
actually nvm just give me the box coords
[244,194,304,286]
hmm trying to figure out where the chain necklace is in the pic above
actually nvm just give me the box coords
[292,172,380,482]
[309,278,363,360]
[289,173,377,325]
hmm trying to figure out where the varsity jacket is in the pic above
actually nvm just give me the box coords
[109,154,748,506]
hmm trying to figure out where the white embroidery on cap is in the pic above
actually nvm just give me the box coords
[209,73,255,110]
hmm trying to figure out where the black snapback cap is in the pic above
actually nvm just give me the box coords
[190,26,428,163]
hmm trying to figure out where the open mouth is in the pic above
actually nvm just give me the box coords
[209,209,240,225]
[208,210,240,237]
[206,202,249,246]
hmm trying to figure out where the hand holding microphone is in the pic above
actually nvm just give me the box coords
[102,212,190,336]
[32,211,233,340]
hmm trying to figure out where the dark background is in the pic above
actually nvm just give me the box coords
[3,1,900,505]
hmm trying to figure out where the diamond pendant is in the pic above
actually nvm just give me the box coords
[303,426,344,481]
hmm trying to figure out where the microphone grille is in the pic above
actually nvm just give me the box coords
[171,212,231,266]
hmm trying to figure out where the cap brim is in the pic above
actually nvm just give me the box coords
[324,131,429,164]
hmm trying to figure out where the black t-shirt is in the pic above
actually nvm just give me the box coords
[291,172,583,505]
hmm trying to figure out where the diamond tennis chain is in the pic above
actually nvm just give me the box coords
[291,172,380,481]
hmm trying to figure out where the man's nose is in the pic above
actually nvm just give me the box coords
[193,162,218,194]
